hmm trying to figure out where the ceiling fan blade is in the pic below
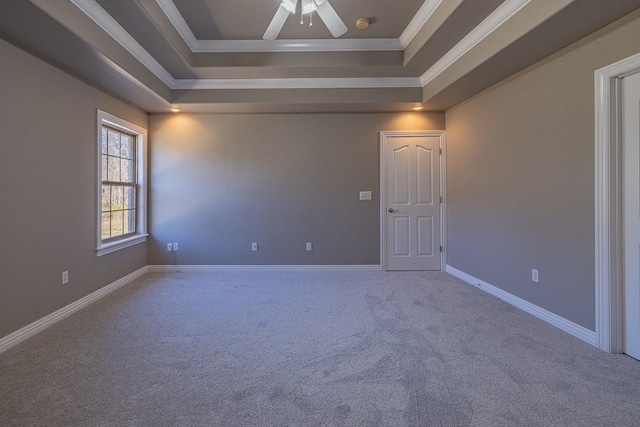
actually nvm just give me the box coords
[263,3,295,40]
[315,0,347,38]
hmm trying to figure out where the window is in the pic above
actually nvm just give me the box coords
[96,110,147,256]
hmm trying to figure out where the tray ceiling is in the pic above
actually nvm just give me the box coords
[171,0,426,40]
[1,0,639,113]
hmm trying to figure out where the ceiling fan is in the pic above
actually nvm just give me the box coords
[264,0,348,40]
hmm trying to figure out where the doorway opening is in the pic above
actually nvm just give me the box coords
[595,52,640,357]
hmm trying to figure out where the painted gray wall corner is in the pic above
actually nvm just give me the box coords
[0,39,148,338]
[444,13,640,331]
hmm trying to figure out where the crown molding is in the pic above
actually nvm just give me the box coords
[191,38,402,53]
[70,0,176,88]
[70,0,530,96]
[399,0,444,48]
[154,0,198,49]
[69,0,415,92]
[420,0,531,86]
[173,77,422,90]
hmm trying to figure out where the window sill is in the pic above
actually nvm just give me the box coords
[96,234,148,257]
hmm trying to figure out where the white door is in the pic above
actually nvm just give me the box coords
[382,133,442,271]
[623,71,640,360]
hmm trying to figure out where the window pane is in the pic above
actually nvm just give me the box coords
[124,186,135,210]
[110,211,123,237]
[101,127,108,155]
[107,156,120,182]
[111,186,124,211]
[101,155,108,182]
[121,135,134,159]
[108,130,120,156]
[101,185,111,212]
[101,213,111,240]
[124,209,136,234]
[121,159,134,183]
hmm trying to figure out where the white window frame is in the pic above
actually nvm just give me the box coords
[96,110,148,256]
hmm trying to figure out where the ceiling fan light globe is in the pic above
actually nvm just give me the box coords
[302,3,318,15]
[281,0,296,14]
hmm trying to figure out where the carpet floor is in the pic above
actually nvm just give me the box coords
[0,270,639,426]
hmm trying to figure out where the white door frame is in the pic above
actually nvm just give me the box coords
[380,130,447,271]
[595,51,640,353]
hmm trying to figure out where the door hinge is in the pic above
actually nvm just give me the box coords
[439,148,442,155]
[440,196,443,203]
[440,245,443,253]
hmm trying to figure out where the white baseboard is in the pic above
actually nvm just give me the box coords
[446,265,597,347]
[148,265,382,272]
[0,266,148,354]
[6,264,594,355]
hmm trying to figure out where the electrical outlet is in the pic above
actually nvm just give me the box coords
[531,269,539,283]
[167,243,173,252]
[252,242,258,251]
[173,242,179,251]
[306,242,312,251]
[62,271,69,285]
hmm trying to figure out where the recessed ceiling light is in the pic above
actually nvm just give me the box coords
[355,18,370,30]
[412,105,424,111]
[170,106,181,113]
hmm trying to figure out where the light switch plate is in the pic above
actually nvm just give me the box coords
[359,191,372,201]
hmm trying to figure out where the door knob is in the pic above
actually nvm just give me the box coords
[388,208,398,213]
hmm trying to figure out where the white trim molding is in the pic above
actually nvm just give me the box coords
[594,51,640,353]
[148,265,382,272]
[173,77,422,90]
[420,0,531,86]
[0,267,148,354]
[66,0,428,92]
[192,39,402,53]
[399,0,444,48]
[70,0,176,87]
[447,265,597,346]
[96,110,148,257]
[69,0,532,95]
[154,0,198,49]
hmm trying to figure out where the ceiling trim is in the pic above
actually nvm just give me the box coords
[399,0,444,48]
[155,0,439,53]
[70,0,416,91]
[69,0,532,95]
[70,0,176,87]
[173,77,422,90]
[192,38,402,53]
[419,0,531,86]
[154,0,199,48]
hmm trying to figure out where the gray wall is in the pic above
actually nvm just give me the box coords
[148,112,444,265]
[445,13,640,330]
[0,40,148,338]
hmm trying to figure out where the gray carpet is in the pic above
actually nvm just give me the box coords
[0,270,639,426]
